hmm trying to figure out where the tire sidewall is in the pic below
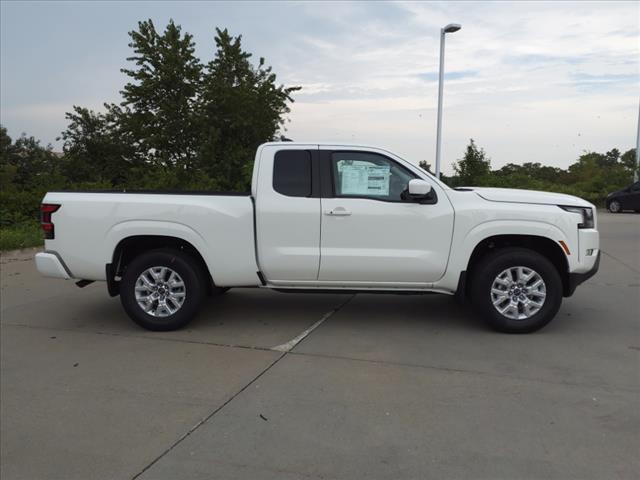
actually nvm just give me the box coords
[120,249,205,331]
[471,248,563,333]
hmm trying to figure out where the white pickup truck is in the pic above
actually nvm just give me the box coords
[36,143,600,333]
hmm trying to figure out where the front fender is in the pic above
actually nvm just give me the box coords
[435,219,576,291]
[461,219,572,267]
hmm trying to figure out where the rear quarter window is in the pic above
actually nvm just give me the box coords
[273,150,312,197]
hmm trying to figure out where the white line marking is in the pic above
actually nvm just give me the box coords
[271,310,335,352]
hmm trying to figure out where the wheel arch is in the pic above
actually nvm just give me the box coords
[464,234,571,298]
[107,235,213,297]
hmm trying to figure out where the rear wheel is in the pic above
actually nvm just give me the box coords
[120,249,206,331]
[470,247,563,333]
[608,200,621,213]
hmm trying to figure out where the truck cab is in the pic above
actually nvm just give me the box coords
[253,144,454,288]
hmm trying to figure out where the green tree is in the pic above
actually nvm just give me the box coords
[564,150,631,204]
[58,106,133,186]
[418,160,432,174]
[0,126,65,225]
[598,148,620,169]
[59,20,299,192]
[198,28,300,190]
[118,19,202,170]
[620,148,638,178]
[491,162,569,190]
[3,132,58,187]
[452,139,491,186]
[0,126,17,190]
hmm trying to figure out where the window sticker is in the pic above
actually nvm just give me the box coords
[338,162,390,196]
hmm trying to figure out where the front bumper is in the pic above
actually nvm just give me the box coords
[565,250,600,297]
[35,252,72,279]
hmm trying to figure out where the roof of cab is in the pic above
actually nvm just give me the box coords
[259,141,388,150]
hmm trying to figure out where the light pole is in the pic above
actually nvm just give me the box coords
[635,98,639,182]
[435,23,461,180]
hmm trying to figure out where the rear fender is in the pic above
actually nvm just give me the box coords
[104,220,216,281]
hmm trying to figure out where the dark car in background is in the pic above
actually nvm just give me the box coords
[606,181,640,213]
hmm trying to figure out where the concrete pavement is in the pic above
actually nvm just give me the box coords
[1,212,638,479]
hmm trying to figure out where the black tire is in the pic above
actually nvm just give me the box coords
[469,247,563,333]
[120,249,206,331]
[608,200,621,213]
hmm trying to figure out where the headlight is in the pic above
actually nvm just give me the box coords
[559,206,594,229]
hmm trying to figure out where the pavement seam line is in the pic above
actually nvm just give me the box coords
[271,294,356,352]
[270,315,332,352]
[131,351,286,480]
[130,294,354,479]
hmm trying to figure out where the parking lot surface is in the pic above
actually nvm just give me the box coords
[1,212,639,479]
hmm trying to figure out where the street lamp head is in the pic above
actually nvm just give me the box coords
[443,23,462,33]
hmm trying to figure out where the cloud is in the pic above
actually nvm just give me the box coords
[570,72,639,85]
[1,0,638,174]
[417,71,478,82]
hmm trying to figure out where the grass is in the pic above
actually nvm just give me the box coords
[0,222,44,251]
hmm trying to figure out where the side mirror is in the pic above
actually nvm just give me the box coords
[408,179,432,198]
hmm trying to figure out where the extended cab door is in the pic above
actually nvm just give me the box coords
[254,145,321,281]
[318,149,454,285]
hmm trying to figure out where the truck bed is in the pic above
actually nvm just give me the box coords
[42,191,260,286]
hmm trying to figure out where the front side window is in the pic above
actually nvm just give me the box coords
[331,152,415,202]
[273,150,312,197]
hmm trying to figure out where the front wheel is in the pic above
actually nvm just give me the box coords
[120,249,206,331]
[470,248,563,333]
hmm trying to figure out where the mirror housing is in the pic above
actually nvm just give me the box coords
[408,179,432,198]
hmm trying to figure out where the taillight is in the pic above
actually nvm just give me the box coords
[41,204,61,239]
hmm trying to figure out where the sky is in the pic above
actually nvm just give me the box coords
[1,1,638,175]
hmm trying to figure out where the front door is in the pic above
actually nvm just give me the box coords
[318,150,454,285]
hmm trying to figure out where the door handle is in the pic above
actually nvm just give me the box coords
[324,208,352,216]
